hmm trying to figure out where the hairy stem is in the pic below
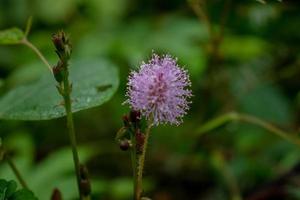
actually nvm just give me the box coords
[5,155,29,190]
[130,133,138,200]
[62,75,82,199]
[21,39,52,72]
[197,112,300,147]
[136,120,152,200]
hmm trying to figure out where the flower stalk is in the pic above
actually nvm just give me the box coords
[135,119,152,200]
[51,31,90,200]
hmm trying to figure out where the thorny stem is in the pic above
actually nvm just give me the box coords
[62,75,83,199]
[21,38,52,72]
[197,112,300,147]
[5,154,29,190]
[135,118,153,200]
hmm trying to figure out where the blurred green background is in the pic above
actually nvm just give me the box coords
[0,0,300,199]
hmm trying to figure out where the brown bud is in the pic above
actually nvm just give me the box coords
[52,61,64,83]
[130,110,141,124]
[52,32,65,52]
[80,179,91,196]
[80,164,89,181]
[52,31,72,61]
[51,188,62,200]
[119,139,130,151]
[122,115,130,127]
[79,164,91,196]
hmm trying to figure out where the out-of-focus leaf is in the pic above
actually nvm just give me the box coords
[0,133,98,200]
[10,189,38,200]
[6,62,46,87]
[87,0,128,25]
[248,4,279,29]
[0,28,24,45]
[30,146,96,199]
[238,84,292,124]
[221,36,268,61]
[35,0,76,23]
[0,58,119,120]
[0,179,37,200]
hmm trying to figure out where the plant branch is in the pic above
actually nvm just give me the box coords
[188,0,213,38]
[63,75,82,199]
[5,154,29,190]
[21,38,52,72]
[197,112,300,147]
[51,31,87,199]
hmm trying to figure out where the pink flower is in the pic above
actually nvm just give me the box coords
[126,53,192,125]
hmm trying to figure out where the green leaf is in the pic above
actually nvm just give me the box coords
[0,179,37,200]
[0,58,119,120]
[10,189,38,200]
[0,28,24,45]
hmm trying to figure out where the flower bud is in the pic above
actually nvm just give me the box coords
[119,139,130,151]
[80,179,91,196]
[51,188,62,200]
[52,61,64,83]
[80,164,91,196]
[52,31,72,61]
[130,110,141,124]
[52,32,65,52]
[122,115,130,127]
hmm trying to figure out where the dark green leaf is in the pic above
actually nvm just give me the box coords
[0,179,37,200]
[0,58,119,120]
[0,28,24,45]
[10,189,38,200]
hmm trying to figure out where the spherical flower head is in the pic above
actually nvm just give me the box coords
[126,53,192,126]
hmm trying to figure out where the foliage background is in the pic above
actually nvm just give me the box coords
[0,0,300,199]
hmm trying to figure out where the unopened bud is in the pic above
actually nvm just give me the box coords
[52,61,64,83]
[130,110,141,124]
[52,32,65,52]
[51,188,62,200]
[119,139,130,151]
[122,115,130,127]
[80,164,91,196]
[52,31,72,61]
[80,179,91,196]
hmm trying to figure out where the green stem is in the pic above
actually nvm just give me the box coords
[21,38,52,72]
[211,151,242,200]
[62,75,82,199]
[136,120,153,200]
[197,112,300,147]
[5,155,29,190]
